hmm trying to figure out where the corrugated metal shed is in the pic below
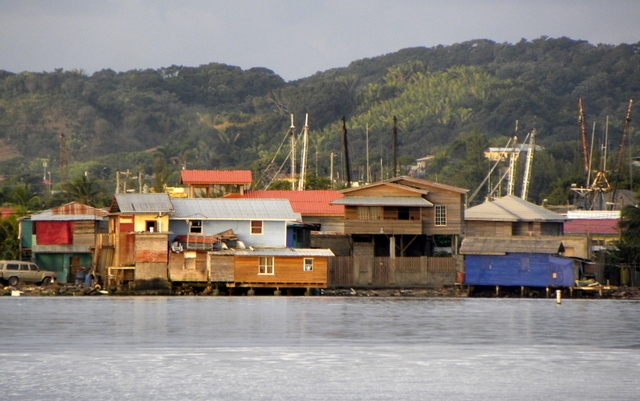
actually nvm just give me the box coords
[331,196,433,207]
[460,237,565,255]
[465,195,565,222]
[31,202,108,221]
[110,193,174,214]
[171,198,299,220]
[209,248,334,257]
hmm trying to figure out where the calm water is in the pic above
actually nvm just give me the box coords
[1,296,639,400]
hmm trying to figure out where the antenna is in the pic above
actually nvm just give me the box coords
[297,114,309,191]
[290,114,296,190]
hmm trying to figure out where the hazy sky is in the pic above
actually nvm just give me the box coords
[2,1,639,81]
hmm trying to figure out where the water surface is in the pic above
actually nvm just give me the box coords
[1,297,638,400]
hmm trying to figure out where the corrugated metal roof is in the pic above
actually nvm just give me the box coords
[171,198,298,220]
[564,219,620,235]
[566,210,621,219]
[31,202,108,221]
[460,237,564,255]
[465,195,565,222]
[237,190,345,216]
[180,170,252,185]
[111,193,174,214]
[331,196,433,207]
[210,248,334,257]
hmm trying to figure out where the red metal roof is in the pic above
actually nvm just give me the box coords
[235,190,345,216]
[564,219,619,235]
[180,170,252,185]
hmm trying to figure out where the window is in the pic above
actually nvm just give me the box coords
[435,205,447,226]
[251,220,263,235]
[259,257,274,275]
[398,207,409,220]
[189,220,202,234]
[145,220,157,233]
[303,258,314,271]
[357,206,382,220]
[6,263,19,271]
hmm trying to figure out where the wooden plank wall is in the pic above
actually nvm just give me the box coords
[232,256,328,287]
[73,221,97,247]
[328,256,458,287]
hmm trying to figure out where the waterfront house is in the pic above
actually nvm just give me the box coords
[168,198,302,283]
[461,195,581,289]
[228,189,350,255]
[20,202,108,283]
[207,247,334,293]
[106,193,174,286]
[330,176,467,257]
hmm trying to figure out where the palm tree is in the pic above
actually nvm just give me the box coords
[7,184,42,215]
[63,175,105,206]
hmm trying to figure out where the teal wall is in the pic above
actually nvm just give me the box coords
[35,253,93,284]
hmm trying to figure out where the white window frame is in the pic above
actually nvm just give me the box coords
[189,220,202,234]
[435,205,447,226]
[303,258,313,271]
[250,220,263,235]
[259,256,274,275]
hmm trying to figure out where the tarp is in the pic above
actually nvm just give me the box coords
[36,221,73,244]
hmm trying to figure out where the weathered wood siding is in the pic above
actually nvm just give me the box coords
[344,218,423,234]
[466,221,513,237]
[209,256,235,282]
[73,221,98,247]
[135,262,168,281]
[328,256,459,287]
[232,256,328,288]
[422,192,465,235]
[168,251,208,282]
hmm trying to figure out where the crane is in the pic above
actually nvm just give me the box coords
[609,99,634,209]
[521,129,536,201]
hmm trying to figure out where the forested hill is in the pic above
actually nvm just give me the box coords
[1,36,639,205]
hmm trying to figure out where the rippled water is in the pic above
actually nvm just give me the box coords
[1,296,639,400]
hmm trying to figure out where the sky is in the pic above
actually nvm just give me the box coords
[2,1,640,82]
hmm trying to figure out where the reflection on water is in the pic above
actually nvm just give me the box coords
[1,297,639,400]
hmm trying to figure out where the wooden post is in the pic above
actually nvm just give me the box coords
[556,289,562,304]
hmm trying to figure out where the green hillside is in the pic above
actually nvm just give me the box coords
[1,37,639,207]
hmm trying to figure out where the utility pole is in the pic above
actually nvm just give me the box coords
[366,123,370,183]
[392,116,397,177]
[59,133,68,185]
[342,116,351,187]
[330,152,334,189]
[289,114,296,190]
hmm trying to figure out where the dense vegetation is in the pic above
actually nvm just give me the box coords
[1,37,640,211]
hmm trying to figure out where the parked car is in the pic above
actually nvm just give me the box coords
[0,260,56,286]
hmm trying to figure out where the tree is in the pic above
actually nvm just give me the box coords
[0,215,19,259]
[63,175,107,206]
[615,205,640,264]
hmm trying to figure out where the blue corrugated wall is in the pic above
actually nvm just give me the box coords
[464,253,575,287]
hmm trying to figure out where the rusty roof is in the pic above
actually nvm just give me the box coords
[237,190,345,216]
[564,219,620,235]
[180,170,252,185]
[30,202,108,221]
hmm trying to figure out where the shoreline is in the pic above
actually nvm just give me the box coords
[4,283,640,299]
